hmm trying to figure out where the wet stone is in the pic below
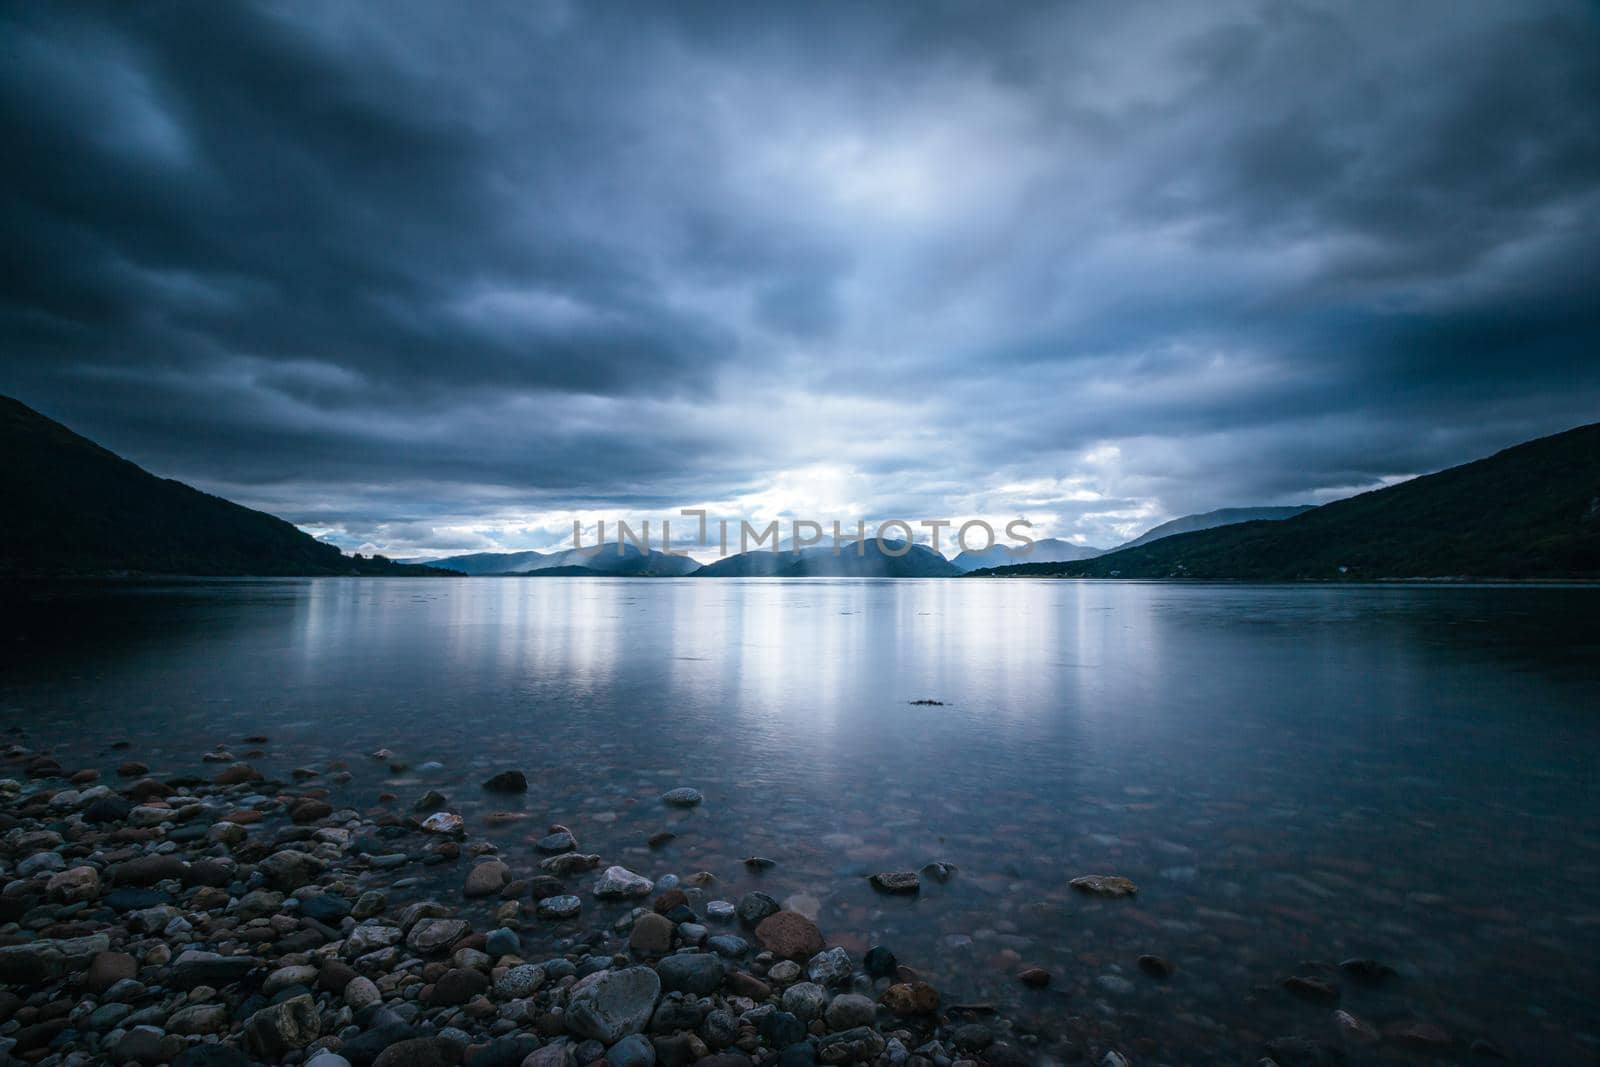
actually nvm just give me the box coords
[482,770,528,793]
[538,894,583,920]
[656,952,724,995]
[537,829,578,853]
[1137,954,1175,978]
[661,787,703,807]
[756,911,823,960]
[594,865,655,899]
[737,891,780,926]
[1068,874,1138,898]
[868,871,920,895]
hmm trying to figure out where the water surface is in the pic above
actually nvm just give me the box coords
[3,578,1598,1062]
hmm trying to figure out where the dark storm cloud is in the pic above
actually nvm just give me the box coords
[2,0,1597,553]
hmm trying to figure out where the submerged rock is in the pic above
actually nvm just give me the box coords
[482,769,529,792]
[661,787,703,807]
[1069,874,1138,898]
[868,871,920,895]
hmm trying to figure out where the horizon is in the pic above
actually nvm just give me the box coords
[3,2,1598,559]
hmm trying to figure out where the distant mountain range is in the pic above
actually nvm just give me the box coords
[694,539,961,577]
[0,396,455,577]
[950,537,1106,572]
[413,544,700,577]
[974,422,1600,580]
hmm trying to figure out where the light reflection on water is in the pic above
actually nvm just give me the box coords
[3,577,1599,1062]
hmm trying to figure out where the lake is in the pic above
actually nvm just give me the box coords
[3,578,1598,1063]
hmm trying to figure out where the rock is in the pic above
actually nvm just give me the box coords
[863,946,897,979]
[1383,1020,1451,1049]
[757,1011,807,1049]
[736,891,780,926]
[543,852,602,875]
[782,981,828,1022]
[1283,975,1340,1002]
[566,966,662,1043]
[630,912,676,955]
[1334,1010,1379,1045]
[807,947,853,987]
[169,949,259,988]
[817,1026,886,1064]
[486,926,521,956]
[648,831,677,848]
[657,952,724,995]
[1069,875,1138,898]
[46,864,100,902]
[243,993,320,1058]
[496,963,546,998]
[482,770,528,793]
[371,1036,467,1067]
[661,787,703,807]
[354,889,389,918]
[705,933,748,958]
[168,1002,231,1035]
[264,963,321,994]
[755,911,824,959]
[880,981,938,1016]
[743,856,775,871]
[1017,967,1050,987]
[1338,958,1396,985]
[113,1027,181,1065]
[174,1046,254,1067]
[86,950,138,993]
[594,865,655,899]
[868,872,919,895]
[258,849,326,890]
[407,917,470,954]
[1263,1036,1346,1066]
[1138,954,1175,978]
[953,1024,993,1052]
[422,812,464,835]
[109,853,188,885]
[607,1033,657,1067]
[705,900,736,922]
[213,762,261,785]
[825,993,877,1030]
[429,966,491,1006]
[0,933,111,983]
[538,894,583,919]
[725,970,771,1000]
[346,974,383,1009]
[465,860,509,897]
[920,861,958,883]
[537,829,578,853]
[291,798,333,822]
[653,888,689,913]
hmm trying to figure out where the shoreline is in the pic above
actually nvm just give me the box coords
[0,741,1061,1067]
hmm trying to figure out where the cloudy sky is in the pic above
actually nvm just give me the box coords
[4,1,1598,558]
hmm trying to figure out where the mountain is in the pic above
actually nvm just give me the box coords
[419,544,700,576]
[695,539,963,578]
[972,422,1600,580]
[0,396,456,577]
[401,550,548,575]
[950,537,1106,573]
[1117,506,1315,550]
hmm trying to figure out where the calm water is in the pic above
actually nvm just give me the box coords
[4,578,1599,1062]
